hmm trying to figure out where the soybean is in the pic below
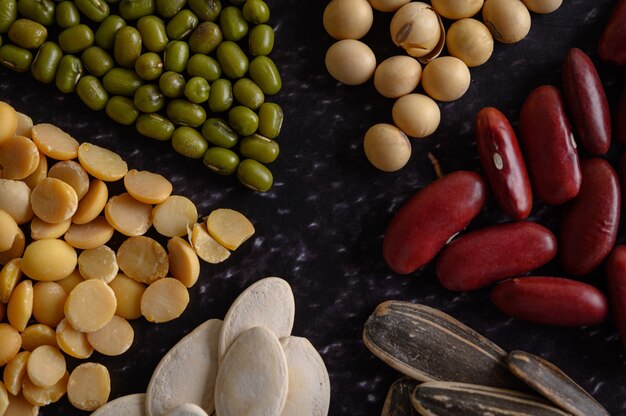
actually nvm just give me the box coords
[159,71,185,97]
[56,1,80,29]
[249,56,281,95]
[81,45,113,77]
[135,52,163,80]
[240,134,279,163]
[31,41,62,84]
[258,102,283,139]
[184,76,210,103]
[237,159,273,192]
[8,18,47,49]
[189,0,222,21]
[114,26,142,68]
[118,0,156,21]
[95,14,125,50]
[103,67,144,96]
[0,0,17,33]
[74,0,109,22]
[163,40,189,72]
[134,83,165,112]
[172,126,209,159]
[156,0,186,19]
[77,142,128,181]
[208,78,233,112]
[220,6,248,41]
[167,98,206,127]
[0,44,33,72]
[55,54,83,93]
[187,53,221,81]
[216,40,248,79]
[203,147,239,175]
[189,21,222,54]
[17,0,55,26]
[137,15,168,52]
[229,105,258,136]
[106,96,139,125]
[166,9,198,40]
[249,24,274,56]
[243,0,270,24]
[59,24,94,53]
[202,118,238,148]
[233,78,264,110]
[76,75,109,110]
[136,113,175,141]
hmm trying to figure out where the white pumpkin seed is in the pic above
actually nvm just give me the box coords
[164,403,209,416]
[91,393,146,416]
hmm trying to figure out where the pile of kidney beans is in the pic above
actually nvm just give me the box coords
[383,0,626,345]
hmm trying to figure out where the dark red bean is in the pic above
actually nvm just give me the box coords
[475,107,532,219]
[491,277,608,327]
[383,171,487,275]
[436,222,556,291]
[598,0,626,66]
[616,86,626,144]
[559,158,620,276]
[607,245,626,349]
[519,85,581,205]
[562,48,611,155]
[619,152,626,214]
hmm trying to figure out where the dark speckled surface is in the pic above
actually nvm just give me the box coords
[1,0,625,414]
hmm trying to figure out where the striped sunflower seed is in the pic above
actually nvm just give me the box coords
[381,378,419,416]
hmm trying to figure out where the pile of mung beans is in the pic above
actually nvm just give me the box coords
[0,0,283,192]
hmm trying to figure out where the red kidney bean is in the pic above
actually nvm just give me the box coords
[619,153,626,215]
[562,48,611,155]
[491,277,608,327]
[475,107,532,219]
[383,171,487,275]
[607,246,626,349]
[598,0,626,66]
[616,86,626,144]
[559,158,620,276]
[436,222,556,291]
[518,85,581,205]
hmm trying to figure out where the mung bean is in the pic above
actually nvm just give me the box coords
[114,25,142,68]
[248,24,274,56]
[166,98,206,127]
[249,56,281,95]
[119,0,156,21]
[187,53,221,81]
[220,6,248,41]
[81,45,113,77]
[55,1,80,29]
[0,0,17,34]
[58,24,94,53]
[188,0,221,21]
[134,52,163,80]
[8,18,47,49]
[172,126,208,159]
[155,0,186,19]
[55,54,83,93]
[133,83,165,112]
[31,41,62,84]
[203,147,239,175]
[257,102,283,138]
[228,105,258,136]
[0,44,33,72]
[239,134,279,163]
[216,40,248,79]
[95,14,125,49]
[76,75,108,110]
[106,96,139,125]
[159,71,185,97]
[74,0,109,22]
[201,118,238,148]
[17,0,55,26]
[237,158,273,191]
[137,15,168,52]
[163,40,189,72]
[208,78,233,112]
[189,21,221,54]
[136,113,175,141]
[166,9,198,40]
[103,67,144,96]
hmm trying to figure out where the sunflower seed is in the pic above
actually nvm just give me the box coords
[381,378,419,416]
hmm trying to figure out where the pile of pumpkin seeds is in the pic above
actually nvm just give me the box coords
[363,301,609,416]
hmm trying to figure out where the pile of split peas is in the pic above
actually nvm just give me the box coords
[0,100,256,413]
[323,0,563,172]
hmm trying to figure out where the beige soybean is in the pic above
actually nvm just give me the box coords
[22,370,68,407]
[26,346,66,388]
[482,0,531,43]
[7,280,33,332]
[64,217,115,250]
[15,112,33,138]
[446,19,493,67]
[0,180,34,224]
[56,269,85,295]
[77,142,128,182]
[422,56,471,101]
[141,277,189,323]
[0,323,21,366]
[56,318,93,359]
[364,123,411,172]
[522,0,562,14]
[0,136,40,180]
[48,160,90,200]
[32,282,67,327]
[124,169,173,205]
[73,179,109,225]
[22,239,77,282]
[432,0,484,19]
[0,258,22,303]
[390,2,441,58]
[206,208,255,250]
[4,391,39,415]
[323,0,373,40]
[153,195,198,238]
[109,273,145,320]
[168,236,200,288]
[325,39,376,86]
[31,177,79,224]
[3,351,30,395]
[22,151,48,190]
[117,236,169,284]
[78,245,119,283]
[105,193,153,237]
[0,209,19,252]
[0,228,25,266]
[374,56,422,99]
[0,101,18,146]
[392,93,441,138]
[32,124,79,160]
[67,363,111,411]
[0,383,6,415]
[190,223,231,264]
[31,217,72,240]
[64,279,117,333]
[368,0,410,12]
[20,324,58,351]
[86,315,134,356]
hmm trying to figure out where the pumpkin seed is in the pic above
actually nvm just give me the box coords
[507,350,609,416]
[363,301,524,389]
[91,393,146,416]
[411,381,571,416]
[382,378,419,416]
